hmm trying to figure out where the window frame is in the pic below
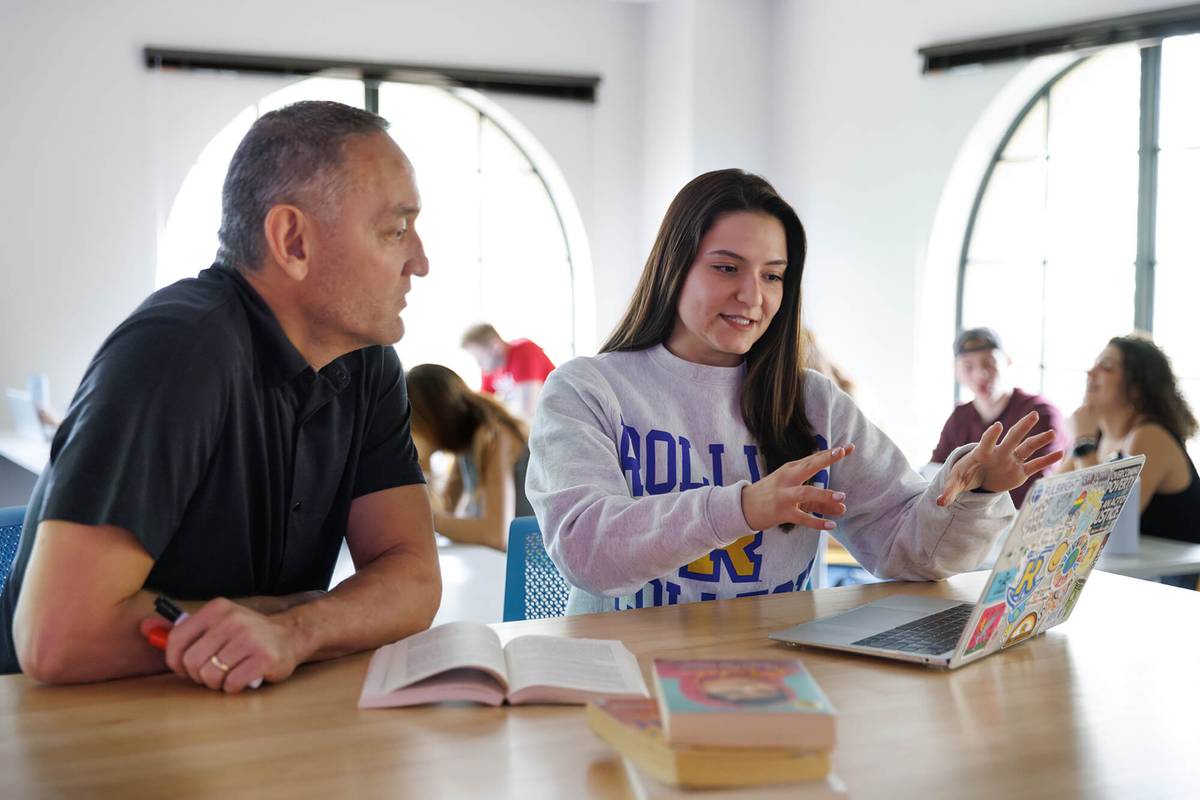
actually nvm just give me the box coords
[954,43,1165,404]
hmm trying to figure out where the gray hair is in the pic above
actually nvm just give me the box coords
[217,100,390,272]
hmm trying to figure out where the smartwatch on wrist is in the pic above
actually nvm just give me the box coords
[1072,434,1099,458]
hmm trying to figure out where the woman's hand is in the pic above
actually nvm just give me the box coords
[938,411,1063,506]
[741,444,855,531]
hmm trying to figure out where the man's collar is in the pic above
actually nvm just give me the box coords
[213,263,311,387]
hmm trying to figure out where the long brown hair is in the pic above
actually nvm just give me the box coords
[406,363,529,455]
[1109,334,1197,441]
[602,169,816,473]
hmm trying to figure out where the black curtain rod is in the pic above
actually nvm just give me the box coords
[918,3,1200,73]
[144,47,600,102]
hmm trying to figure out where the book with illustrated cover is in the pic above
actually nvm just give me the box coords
[587,697,830,789]
[358,621,648,707]
[652,658,836,750]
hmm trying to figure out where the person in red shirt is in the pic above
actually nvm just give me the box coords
[930,328,1067,507]
[461,323,555,420]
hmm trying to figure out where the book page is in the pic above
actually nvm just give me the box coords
[376,621,509,694]
[503,635,648,699]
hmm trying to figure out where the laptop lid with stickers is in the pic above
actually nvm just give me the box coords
[950,455,1145,668]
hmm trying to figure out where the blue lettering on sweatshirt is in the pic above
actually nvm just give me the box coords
[612,428,833,609]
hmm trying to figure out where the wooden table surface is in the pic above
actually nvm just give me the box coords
[1,571,1197,799]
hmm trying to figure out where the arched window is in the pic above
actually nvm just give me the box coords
[156,76,588,386]
[958,36,1200,442]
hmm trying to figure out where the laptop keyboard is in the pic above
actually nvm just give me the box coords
[851,603,975,655]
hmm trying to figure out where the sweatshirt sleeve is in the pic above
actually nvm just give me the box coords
[526,361,755,597]
[820,377,1016,580]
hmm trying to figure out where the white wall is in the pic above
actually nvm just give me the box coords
[0,0,1183,463]
[641,0,772,245]
[768,0,1184,460]
[0,0,644,422]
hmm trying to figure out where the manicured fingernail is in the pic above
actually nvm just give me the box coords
[823,520,836,529]
[832,491,846,501]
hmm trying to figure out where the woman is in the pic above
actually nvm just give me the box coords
[1061,336,1200,586]
[527,169,1062,614]
[406,364,533,551]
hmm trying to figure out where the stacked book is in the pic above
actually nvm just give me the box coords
[587,658,847,798]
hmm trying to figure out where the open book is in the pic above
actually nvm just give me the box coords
[358,621,650,707]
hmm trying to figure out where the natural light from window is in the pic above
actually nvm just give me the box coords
[156,77,580,388]
[960,38,1199,452]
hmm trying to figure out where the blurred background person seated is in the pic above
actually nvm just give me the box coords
[1060,335,1200,589]
[929,327,1066,507]
[461,323,555,420]
[803,327,856,397]
[406,364,533,551]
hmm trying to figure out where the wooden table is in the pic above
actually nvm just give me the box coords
[1,571,1197,799]
[1097,535,1200,580]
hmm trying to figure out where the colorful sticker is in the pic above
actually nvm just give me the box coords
[1069,489,1103,538]
[964,603,1006,655]
[1079,535,1105,572]
[1003,611,1038,647]
[1058,578,1087,623]
[1047,541,1069,573]
[985,569,1017,604]
[1006,548,1049,612]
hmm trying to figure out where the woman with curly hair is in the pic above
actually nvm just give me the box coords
[1063,335,1200,585]
[406,364,533,551]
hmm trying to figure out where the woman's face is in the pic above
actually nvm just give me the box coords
[1085,345,1130,412]
[666,211,788,367]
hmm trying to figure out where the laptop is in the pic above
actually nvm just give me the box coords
[769,456,1145,669]
[5,388,42,438]
[1103,477,1140,555]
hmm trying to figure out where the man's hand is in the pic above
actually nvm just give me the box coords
[139,599,305,694]
[741,445,855,531]
[938,411,1064,506]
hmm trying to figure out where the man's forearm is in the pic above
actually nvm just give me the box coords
[274,546,441,664]
[15,588,173,683]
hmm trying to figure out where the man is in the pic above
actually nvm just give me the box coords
[1,101,441,692]
[461,323,555,420]
[930,327,1067,507]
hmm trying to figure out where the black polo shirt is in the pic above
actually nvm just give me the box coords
[0,264,426,674]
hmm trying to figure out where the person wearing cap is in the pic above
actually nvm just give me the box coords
[929,328,1067,507]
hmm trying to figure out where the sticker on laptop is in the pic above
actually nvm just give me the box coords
[964,603,1005,656]
[1003,611,1038,648]
[985,569,1016,604]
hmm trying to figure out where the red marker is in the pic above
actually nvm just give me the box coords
[145,596,262,689]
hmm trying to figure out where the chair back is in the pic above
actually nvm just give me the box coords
[502,516,570,622]
[0,506,25,595]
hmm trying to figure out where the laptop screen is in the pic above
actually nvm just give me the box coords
[953,456,1145,666]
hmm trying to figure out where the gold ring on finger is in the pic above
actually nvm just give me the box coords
[209,655,231,674]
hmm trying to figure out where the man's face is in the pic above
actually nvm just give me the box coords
[955,349,1007,400]
[464,341,504,372]
[306,133,428,347]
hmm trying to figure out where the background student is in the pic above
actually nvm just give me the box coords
[407,363,533,552]
[527,169,1062,615]
[1059,334,1200,588]
[929,327,1067,506]
[461,323,555,421]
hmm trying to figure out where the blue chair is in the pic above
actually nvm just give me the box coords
[502,516,570,622]
[0,506,25,595]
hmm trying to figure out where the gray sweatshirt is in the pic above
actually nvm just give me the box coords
[527,344,1015,615]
